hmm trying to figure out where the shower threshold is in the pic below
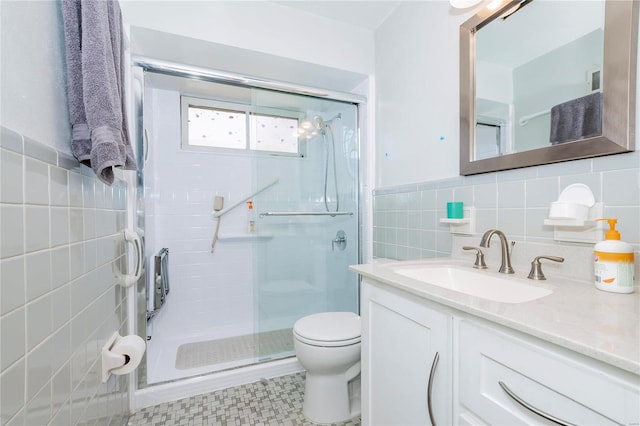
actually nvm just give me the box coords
[175,328,294,370]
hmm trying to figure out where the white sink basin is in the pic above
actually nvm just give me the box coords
[391,265,552,303]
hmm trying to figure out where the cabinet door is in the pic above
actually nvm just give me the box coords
[457,319,640,426]
[361,280,451,426]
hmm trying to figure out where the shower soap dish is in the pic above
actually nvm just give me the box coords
[544,184,604,243]
[548,202,589,221]
[545,183,598,226]
[548,183,595,221]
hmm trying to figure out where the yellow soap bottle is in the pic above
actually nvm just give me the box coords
[594,218,634,293]
[246,200,256,233]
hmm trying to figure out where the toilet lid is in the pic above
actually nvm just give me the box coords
[293,312,361,345]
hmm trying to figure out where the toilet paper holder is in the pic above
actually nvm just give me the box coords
[101,332,146,383]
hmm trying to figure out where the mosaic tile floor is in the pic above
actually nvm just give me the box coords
[128,373,361,426]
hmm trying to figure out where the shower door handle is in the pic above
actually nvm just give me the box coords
[332,230,347,251]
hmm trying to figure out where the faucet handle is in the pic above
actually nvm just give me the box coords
[528,255,564,280]
[463,246,488,269]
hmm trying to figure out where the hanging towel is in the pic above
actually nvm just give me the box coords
[549,92,602,145]
[62,0,136,185]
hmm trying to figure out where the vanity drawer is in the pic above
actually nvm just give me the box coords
[457,319,639,426]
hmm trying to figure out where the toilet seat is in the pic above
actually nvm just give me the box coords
[293,312,361,347]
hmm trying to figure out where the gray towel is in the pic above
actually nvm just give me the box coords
[62,0,136,185]
[549,92,602,145]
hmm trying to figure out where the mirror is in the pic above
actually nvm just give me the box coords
[460,0,638,175]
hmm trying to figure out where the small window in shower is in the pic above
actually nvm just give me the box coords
[249,114,299,154]
[181,96,302,156]
[186,105,247,149]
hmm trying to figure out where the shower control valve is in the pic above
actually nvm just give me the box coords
[332,230,347,251]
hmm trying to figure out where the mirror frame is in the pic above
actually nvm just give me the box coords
[460,0,639,175]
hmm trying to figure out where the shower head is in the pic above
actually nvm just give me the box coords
[298,113,341,139]
[323,113,342,126]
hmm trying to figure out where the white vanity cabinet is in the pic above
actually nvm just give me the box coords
[360,276,640,426]
[456,319,640,426]
[361,279,452,426]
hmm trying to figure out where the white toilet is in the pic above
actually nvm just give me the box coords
[293,312,361,424]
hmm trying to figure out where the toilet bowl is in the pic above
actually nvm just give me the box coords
[293,312,361,424]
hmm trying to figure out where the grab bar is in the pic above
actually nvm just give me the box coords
[212,178,279,218]
[122,230,143,287]
[519,109,550,126]
[259,211,354,217]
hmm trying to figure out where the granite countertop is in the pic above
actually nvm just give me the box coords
[350,258,640,376]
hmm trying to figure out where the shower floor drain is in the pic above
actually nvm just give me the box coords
[175,328,294,370]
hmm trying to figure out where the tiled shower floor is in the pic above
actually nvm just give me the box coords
[148,328,296,383]
[175,329,294,370]
[128,373,361,426]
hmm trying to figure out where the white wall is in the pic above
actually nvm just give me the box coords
[375,1,467,187]
[120,0,375,76]
[374,1,638,187]
[0,1,71,153]
[476,61,513,104]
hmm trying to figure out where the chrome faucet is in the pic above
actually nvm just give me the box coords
[479,229,515,274]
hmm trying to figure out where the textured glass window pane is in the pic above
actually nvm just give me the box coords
[250,114,299,154]
[188,106,246,149]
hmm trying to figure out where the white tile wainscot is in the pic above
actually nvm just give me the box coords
[351,259,640,425]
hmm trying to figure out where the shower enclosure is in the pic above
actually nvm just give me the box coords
[133,62,361,387]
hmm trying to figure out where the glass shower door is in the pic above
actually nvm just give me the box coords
[139,70,360,384]
[250,91,360,361]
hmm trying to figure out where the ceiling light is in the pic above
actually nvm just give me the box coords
[450,0,484,9]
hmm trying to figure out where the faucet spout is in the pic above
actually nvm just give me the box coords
[479,229,515,274]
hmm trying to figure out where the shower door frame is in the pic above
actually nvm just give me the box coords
[130,57,367,392]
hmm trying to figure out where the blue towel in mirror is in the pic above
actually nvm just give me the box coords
[549,92,602,145]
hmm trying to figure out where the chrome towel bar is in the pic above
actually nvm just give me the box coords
[259,211,354,217]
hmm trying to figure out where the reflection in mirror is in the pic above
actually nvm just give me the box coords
[460,0,638,176]
[475,1,605,158]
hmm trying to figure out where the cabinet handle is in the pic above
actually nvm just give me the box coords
[427,352,439,426]
[498,381,577,426]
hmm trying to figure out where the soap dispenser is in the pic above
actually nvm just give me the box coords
[594,218,634,293]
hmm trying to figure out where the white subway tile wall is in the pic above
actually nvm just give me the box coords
[373,150,640,260]
[0,127,130,425]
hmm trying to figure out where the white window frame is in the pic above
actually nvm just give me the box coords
[180,95,304,157]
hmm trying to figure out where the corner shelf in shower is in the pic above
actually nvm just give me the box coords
[217,233,273,242]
